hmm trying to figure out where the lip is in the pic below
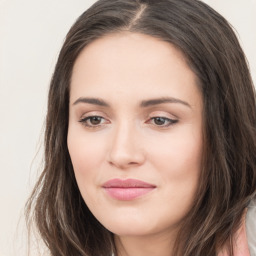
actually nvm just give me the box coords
[102,179,156,201]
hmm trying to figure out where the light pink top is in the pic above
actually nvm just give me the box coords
[218,211,250,256]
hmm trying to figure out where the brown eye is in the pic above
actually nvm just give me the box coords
[153,117,167,126]
[89,116,102,125]
[148,117,178,127]
[79,116,108,127]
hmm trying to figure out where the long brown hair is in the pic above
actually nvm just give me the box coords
[26,0,256,255]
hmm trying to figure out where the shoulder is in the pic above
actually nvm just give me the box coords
[246,198,256,256]
[218,202,255,256]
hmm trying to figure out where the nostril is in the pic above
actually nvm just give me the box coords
[128,162,139,165]
[108,152,145,169]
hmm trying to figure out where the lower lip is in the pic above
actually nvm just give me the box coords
[103,187,155,201]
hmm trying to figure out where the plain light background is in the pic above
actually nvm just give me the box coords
[0,1,255,255]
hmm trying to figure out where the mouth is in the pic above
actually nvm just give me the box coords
[102,179,156,201]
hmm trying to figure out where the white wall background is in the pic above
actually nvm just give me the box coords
[0,1,255,255]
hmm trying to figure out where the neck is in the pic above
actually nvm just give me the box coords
[114,229,178,256]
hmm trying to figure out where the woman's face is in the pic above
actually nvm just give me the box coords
[68,32,203,238]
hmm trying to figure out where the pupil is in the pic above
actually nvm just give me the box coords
[154,117,165,125]
[91,116,101,125]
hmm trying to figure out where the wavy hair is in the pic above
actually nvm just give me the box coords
[26,0,256,255]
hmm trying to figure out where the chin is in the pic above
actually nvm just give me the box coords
[100,215,164,237]
[109,226,153,237]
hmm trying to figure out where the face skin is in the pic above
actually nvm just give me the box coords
[68,32,203,256]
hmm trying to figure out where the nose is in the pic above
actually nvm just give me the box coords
[108,122,145,169]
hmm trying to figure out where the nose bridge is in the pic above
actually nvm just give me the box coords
[108,119,144,168]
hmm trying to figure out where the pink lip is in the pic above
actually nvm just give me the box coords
[102,179,156,201]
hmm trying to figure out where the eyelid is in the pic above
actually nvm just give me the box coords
[147,117,178,127]
[147,110,178,120]
[78,111,110,129]
[79,115,106,122]
[79,110,108,120]
[145,111,179,128]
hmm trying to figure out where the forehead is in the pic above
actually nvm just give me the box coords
[72,31,190,80]
[70,32,201,107]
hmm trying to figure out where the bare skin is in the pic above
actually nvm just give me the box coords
[68,32,203,256]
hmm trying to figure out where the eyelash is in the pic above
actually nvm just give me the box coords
[79,116,178,129]
[79,116,108,128]
[147,117,178,127]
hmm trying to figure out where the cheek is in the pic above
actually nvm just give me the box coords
[67,130,108,213]
[149,126,202,212]
[150,127,202,176]
[68,124,106,162]
[67,128,107,187]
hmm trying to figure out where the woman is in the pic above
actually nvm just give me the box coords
[26,0,256,255]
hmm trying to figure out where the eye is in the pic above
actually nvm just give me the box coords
[148,117,178,127]
[79,115,109,128]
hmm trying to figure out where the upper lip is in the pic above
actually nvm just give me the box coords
[102,178,156,188]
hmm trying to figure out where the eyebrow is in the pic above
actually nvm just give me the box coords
[72,97,110,107]
[140,97,191,108]
[72,96,191,108]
